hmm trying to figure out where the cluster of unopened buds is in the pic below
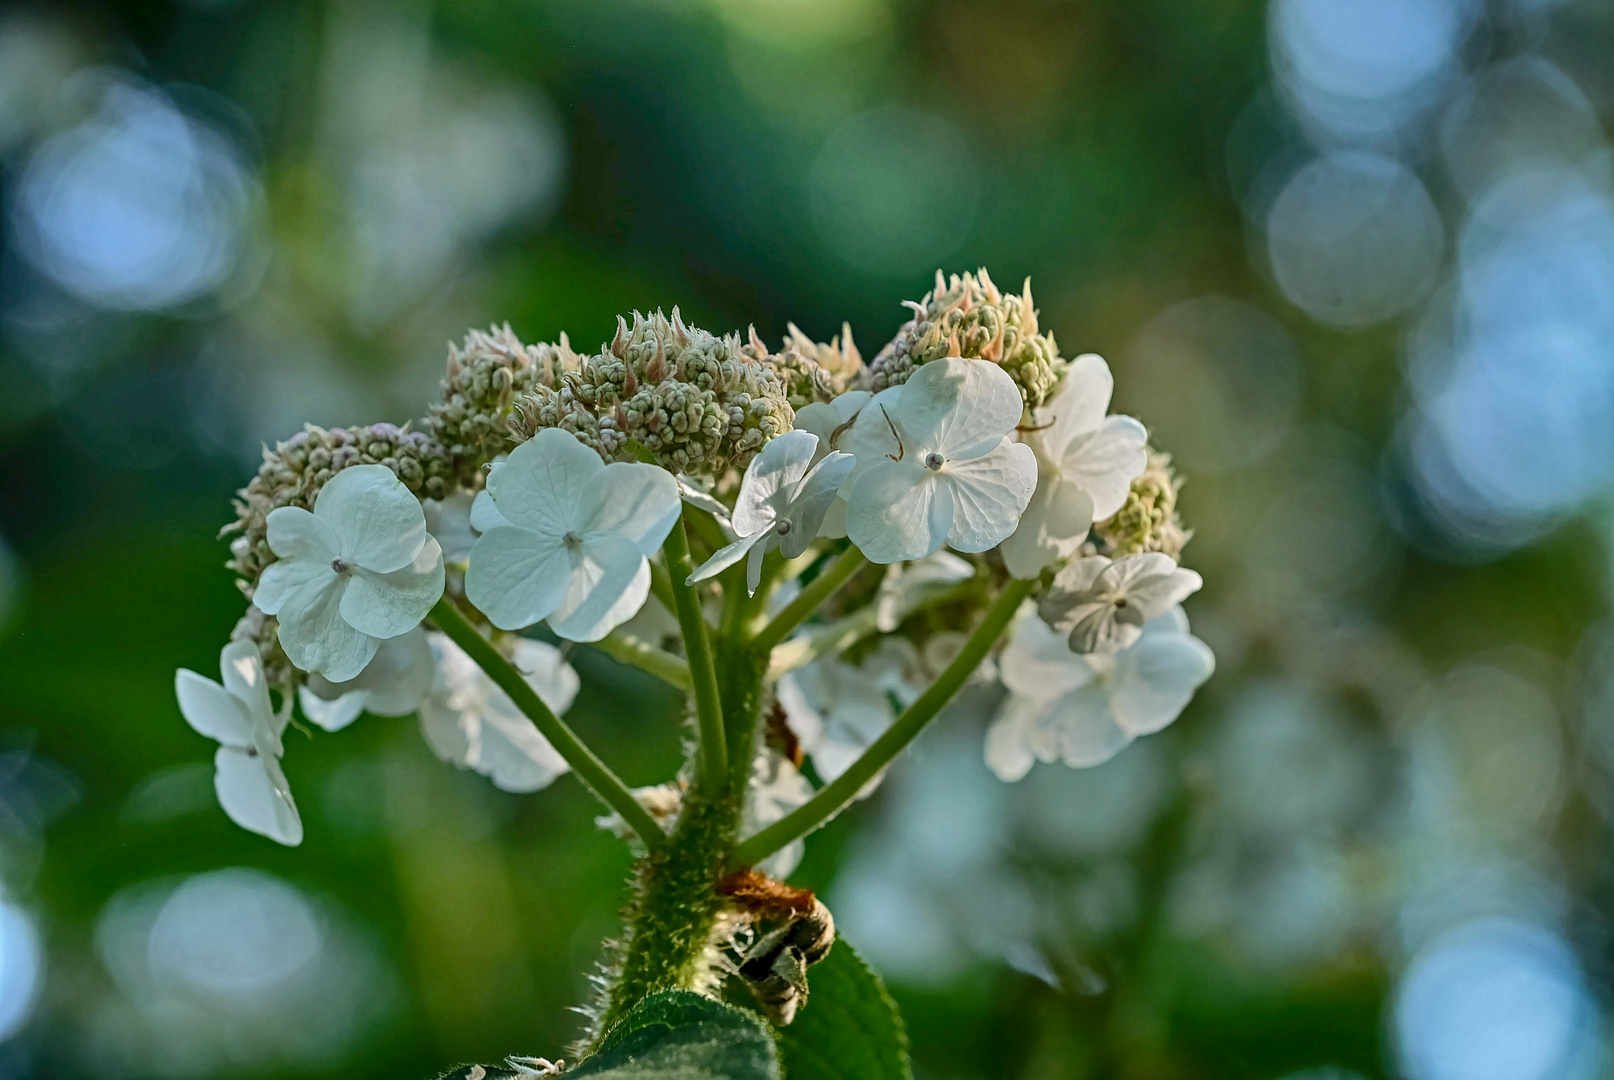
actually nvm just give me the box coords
[174,268,1213,1049]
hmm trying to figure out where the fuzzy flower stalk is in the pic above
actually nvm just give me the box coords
[182,270,1212,1071]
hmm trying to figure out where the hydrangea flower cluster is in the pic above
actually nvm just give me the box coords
[174,268,1214,1063]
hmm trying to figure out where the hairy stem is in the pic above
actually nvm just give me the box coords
[589,633,691,692]
[429,597,665,849]
[751,545,867,654]
[731,576,1035,867]
[662,512,729,793]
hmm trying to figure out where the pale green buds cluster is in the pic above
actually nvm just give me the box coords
[509,309,795,477]
[747,322,864,411]
[430,324,585,483]
[230,604,295,693]
[224,421,453,594]
[1094,450,1190,559]
[868,269,1066,411]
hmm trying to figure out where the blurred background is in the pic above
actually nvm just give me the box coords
[1,0,1613,1077]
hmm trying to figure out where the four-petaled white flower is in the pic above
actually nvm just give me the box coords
[985,605,1214,780]
[298,627,433,732]
[1001,354,1149,579]
[418,632,581,793]
[1039,553,1203,654]
[841,357,1036,564]
[175,641,302,845]
[466,428,681,641]
[255,465,445,682]
[687,430,855,594]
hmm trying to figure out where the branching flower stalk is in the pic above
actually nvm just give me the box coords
[174,271,1216,1069]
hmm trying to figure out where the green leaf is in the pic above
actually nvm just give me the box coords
[571,990,782,1079]
[775,939,912,1080]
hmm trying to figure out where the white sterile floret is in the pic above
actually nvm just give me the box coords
[840,357,1036,564]
[1039,553,1203,655]
[465,428,681,641]
[793,389,872,539]
[778,641,923,796]
[174,641,302,845]
[1000,354,1149,579]
[687,430,855,595]
[298,627,433,732]
[985,606,1214,780]
[254,464,446,683]
[418,632,581,793]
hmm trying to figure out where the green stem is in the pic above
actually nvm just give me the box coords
[731,577,1035,868]
[662,512,729,792]
[429,598,665,849]
[751,545,867,654]
[589,633,691,692]
[648,558,677,616]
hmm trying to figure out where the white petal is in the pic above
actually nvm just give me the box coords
[488,428,602,536]
[219,640,275,726]
[846,461,952,564]
[940,439,1037,553]
[1120,560,1203,620]
[340,536,445,638]
[475,709,572,793]
[1143,605,1191,636]
[896,357,1024,460]
[175,669,252,747]
[509,638,581,715]
[1067,602,1143,655]
[794,390,870,463]
[214,746,303,845]
[746,532,776,595]
[985,696,1041,782]
[776,672,824,752]
[1000,475,1094,580]
[838,386,906,487]
[1110,631,1214,736]
[264,506,339,565]
[1037,687,1134,768]
[733,430,817,536]
[297,685,367,732]
[999,614,1096,700]
[1034,353,1113,453]
[819,496,848,540]
[469,488,510,533]
[688,532,764,585]
[677,477,734,531]
[1063,415,1149,522]
[547,533,649,642]
[781,451,855,559]
[276,574,379,682]
[582,462,682,556]
[314,464,429,574]
[465,526,572,631]
[253,526,337,617]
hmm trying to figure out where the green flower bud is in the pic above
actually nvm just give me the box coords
[744,322,864,410]
[869,269,1067,411]
[1093,450,1191,558]
[508,309,795,477]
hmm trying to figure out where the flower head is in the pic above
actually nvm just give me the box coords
[841,357,1036,564]
[253,465,445,682]
[868,269,1066,411]
[419,632,581,793]
[1093,450,1190,559]
[1038,553,1203,655]
[986,606,1214,780]
[465,428,681,641]
[298,627,433,732]
[753,322,865,410]
[1001,354,1149,579]
[507,309,794,477]
[687,430,855,594]
[175,641,302,845]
